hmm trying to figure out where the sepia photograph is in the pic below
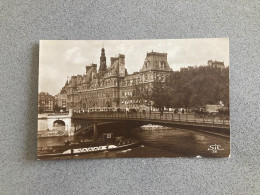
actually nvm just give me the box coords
[38,38,230,160]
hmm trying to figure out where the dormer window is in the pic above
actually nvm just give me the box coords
[144,60,149,69]
[160,61,165,69]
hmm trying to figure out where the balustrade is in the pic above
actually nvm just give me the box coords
[72,112,230,126]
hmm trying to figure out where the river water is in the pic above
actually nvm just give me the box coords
[38,124,230,159]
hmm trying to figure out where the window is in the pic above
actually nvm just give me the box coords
[160,61,165,69]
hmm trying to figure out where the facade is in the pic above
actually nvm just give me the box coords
[38,92,55,113]
[180,66,195,72]
[205,104,223,113]
[180,60,225,72]
[59,48,173,112]
[208,60,225,68]
[55,83,68,111]
[205,101,225,113]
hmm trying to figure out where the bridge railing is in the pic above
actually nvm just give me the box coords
[47,113,69,116]
[72,112,230,126]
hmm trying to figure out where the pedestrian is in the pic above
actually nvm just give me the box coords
[160,109,163,117]
[174,109,178,114]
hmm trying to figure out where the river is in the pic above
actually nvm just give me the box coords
[38,124,230,159]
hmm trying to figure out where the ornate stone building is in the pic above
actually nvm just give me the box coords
[61,48,173,112]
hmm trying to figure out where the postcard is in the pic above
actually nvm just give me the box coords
[38,38,230,160]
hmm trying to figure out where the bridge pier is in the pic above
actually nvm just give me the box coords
[93,122,98,142]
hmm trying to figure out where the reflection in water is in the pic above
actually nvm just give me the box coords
[38,124,230,159]
[131,128,229,158]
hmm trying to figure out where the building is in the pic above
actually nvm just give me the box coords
[205,104,223,113]
[180,60,225,72]
[59,48,173,112]
[205,101,226,113]
[208,60,225,68]
[38,92,55,113]
[55,83,68,112]
[180,66,195,72]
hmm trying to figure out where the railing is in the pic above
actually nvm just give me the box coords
[47,112,69,116]
[73,112,230,126]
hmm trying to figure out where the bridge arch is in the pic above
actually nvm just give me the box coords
[47,117,72,131]
[53,120,66,131]
[72,112,230,137]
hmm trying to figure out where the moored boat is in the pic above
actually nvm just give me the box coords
[37,133,140,159]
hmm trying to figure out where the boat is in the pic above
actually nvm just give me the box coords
[37,133,140,159]
[140,124,172,130]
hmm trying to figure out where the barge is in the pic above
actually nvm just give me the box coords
[37,133,140,159]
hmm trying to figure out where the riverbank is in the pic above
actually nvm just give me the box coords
[38,130,68,137]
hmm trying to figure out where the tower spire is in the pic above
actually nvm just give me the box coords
[99,47,107,76]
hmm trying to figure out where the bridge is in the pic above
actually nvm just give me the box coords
[72,112,230,139]
[41,110,73,135]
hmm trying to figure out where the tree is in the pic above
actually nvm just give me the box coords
[53,104,60,113]
[132,83,152,106]
[131,81,171,111]
[129,66,229,112]
[164,66,229,109]
[150,81,171,110]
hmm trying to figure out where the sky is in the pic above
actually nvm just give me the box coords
[39,38,229,95]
